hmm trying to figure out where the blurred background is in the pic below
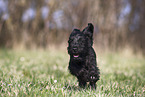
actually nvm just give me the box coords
[0,0,145,54]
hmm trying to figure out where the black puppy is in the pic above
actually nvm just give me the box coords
[67,23,100,89]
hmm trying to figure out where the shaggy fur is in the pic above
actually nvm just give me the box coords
[67,23,100,89]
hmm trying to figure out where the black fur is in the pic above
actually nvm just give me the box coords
[67,23,100,89]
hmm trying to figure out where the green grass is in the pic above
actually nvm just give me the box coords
[0,49,145,97]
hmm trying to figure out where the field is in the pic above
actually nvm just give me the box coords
[0,48,145,96]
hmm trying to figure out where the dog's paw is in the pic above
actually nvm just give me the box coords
[89,71,99,81]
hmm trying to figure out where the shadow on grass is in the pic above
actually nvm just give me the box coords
[64,84,80,91]
[63,82,97,91]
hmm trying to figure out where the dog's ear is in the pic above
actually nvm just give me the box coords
[82,23,94,47]
[82,23,94,38]
[70,29,81,36]
[73,29,81,33]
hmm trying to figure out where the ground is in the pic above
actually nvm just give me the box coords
[0,48,145,96]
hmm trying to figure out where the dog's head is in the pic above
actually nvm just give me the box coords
[67,23,94,61]
[67,29,88,61]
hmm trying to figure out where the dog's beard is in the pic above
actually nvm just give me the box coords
[67,44,88,61]
[69,51,86,61]
[71,54,83,61]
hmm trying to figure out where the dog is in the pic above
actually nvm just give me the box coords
[67,23,100,89]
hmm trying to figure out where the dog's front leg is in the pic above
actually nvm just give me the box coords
[77,69,88,88]
[90,82,96,89]
[78,78,87,88]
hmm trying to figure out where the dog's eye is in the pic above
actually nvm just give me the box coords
[78,38,82,42]
[79,39,85,45]
[79,38,85,43]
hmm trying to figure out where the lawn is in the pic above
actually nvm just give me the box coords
[0,49,145,96]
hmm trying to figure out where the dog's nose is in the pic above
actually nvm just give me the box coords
[73,48,77,52]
